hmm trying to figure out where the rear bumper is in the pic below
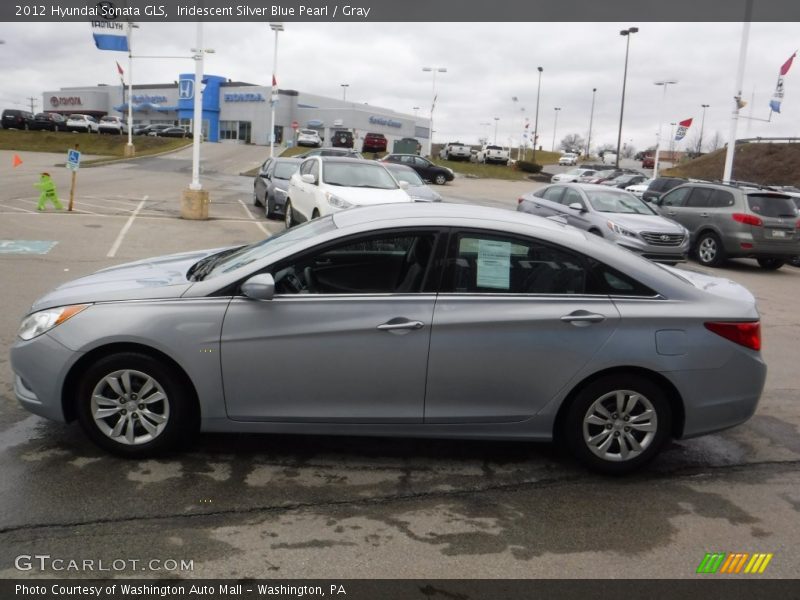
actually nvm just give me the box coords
[722,231,800,258]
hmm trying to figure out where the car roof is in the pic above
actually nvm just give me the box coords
[384,163,415,172]
[318,157,386,166]
[275,157,302,163]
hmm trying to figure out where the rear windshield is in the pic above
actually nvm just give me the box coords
[486,145,502,150]
[747,194,798,218]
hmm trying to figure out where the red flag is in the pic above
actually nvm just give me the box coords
[116,61,124,76]
[272,74,277,87]
[779,52,796,76]
[678,118,693,128]
[12,154,22,168]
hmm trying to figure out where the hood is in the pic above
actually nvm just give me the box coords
[659,265,757,305]
[30,247,227,312]
[603,213,685,233]
[406,184,441,202]
[333,187,412,206]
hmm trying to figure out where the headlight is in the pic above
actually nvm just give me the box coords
[606,221,637,238]
[17,304,90,341]
[325,193,354,209]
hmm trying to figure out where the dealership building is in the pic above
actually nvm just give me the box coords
[42,74,430,149]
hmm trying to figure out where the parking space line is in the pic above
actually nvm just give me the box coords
[0,203,35,214]
[107,195,148,258]
[73,200,136,213]
[237,198,269,235]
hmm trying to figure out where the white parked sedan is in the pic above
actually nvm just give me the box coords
[551,168,596,183]
[284,157,412,226]
[626,178,653,198]
[296,128,322,147]
[558,153,578,166]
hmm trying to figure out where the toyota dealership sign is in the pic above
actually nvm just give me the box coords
[50,96,83,108]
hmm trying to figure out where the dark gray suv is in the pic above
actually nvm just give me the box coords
[654,182,800,270]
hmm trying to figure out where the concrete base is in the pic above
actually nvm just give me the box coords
[180,188,210,220]
[123,144,136,157]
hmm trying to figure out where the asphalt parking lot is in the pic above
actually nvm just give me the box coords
[0,146,799,579]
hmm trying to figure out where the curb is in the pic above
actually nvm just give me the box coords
[55,140,194,169]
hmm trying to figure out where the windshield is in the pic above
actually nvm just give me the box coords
[586,190,656,214]
[273,162,299,179]
[200,216,337,280]
[388,167,424,186]
[747,194,798,218]
[322,162,398,189]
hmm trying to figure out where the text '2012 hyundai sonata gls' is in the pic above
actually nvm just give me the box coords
[10,204,766,473]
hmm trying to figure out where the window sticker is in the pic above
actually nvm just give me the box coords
[476,239,512,289]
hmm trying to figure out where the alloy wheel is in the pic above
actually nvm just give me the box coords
[582,389,657,462]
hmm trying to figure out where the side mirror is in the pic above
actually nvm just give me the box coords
[301,173,316,185]
[241,273,275,301]
[568,202,585,212]
[398,180,410,190]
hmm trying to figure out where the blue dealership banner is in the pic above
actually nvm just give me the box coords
[91,22,129,52]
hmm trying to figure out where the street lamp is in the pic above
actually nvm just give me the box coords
[422,66,447,157]
[340,83,349,101]
[268,22,284,159]
[653,79,678,179]
[698,103,710,154]
[188,23,216,192]
[615,27,639,169]
[532,66,543,163]
[552,107,561,152]
[669,122,677,161]
[586,88,597,157]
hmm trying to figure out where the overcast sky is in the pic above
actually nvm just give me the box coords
[1,21,798,153]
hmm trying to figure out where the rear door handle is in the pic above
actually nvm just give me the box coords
[377,319,424,331]
[561,311,606,326]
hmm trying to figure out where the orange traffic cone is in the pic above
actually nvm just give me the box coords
[12,154,23,168]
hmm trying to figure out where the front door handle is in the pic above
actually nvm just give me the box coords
[561,311,606,326]
[667,211,677,216]
[700,212,709,217]
[377,319,424,332]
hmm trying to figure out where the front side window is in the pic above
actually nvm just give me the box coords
[442,232,588,295]
[272,232,438,295]
[586,190,654,214]
[542,186,565,203]
[562,188,587,209]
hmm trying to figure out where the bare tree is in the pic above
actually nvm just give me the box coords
[559,133,585,153]
[621,144,637,159]
[596,143,616,157]
[685,132,702,156]
[707,131,724,151]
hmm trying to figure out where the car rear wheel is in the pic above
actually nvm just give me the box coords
[284,200,295,228]
[434,173,447,185]
[76,352,196,457]
[756,258,784,270]
[564,374,671,474]
[695,232,726,267]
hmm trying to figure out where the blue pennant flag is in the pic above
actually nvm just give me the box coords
[91,22,129,52]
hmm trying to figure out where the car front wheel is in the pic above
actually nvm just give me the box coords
[564,374,672,474]
[434,173,447,185]
[695,232,726,267]
[756,258,784,270]
[76,352,196,457]
[284,200,295,228]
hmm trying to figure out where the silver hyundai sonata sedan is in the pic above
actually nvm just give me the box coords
[10,203,766,473]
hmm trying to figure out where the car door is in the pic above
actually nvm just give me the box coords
[424,229,620,423]
[656,186,692,229]
[254,159,272,203]
[413,156,434,181]
[676,187,715,235]
[558,187,593,230]
[527,185,565,218]
[220,229,443,422]
[290,159,318,221]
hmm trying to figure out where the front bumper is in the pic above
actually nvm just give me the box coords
[616,237,691,262]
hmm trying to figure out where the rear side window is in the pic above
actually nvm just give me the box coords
[542,186,565,202]
[747,194,799,218]
[710,190,735,207]
[686,188,714,208]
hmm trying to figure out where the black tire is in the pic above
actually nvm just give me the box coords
[564,374,672,474]
[75,352,197,457]
[265,196,276,220]
[756,258,784,271]
[253,187,263,208]
[434,173,447,185]
[284,200,295,228]
[694,231,726,267]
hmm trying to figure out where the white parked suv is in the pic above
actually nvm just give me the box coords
[284,157,412,227]
[98,116,128,135]
[551,168,597,183]
[66,114,99,133]
[296,129,322,147]
[558,153,578,166]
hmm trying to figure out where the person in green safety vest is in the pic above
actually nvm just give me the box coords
[34,172,64,211]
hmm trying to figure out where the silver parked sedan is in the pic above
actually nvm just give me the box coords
[518,183,691,263]
[10,204,765,473]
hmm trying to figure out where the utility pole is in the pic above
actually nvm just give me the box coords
[27,97,37,113]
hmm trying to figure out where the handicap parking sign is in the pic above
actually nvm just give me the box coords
[66,149,81,171]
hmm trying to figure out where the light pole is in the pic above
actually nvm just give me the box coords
[698,103,710,154]
[586,87,597,157]
[412,106,420,118]
[551,107,561,152]
[653,79,677,179]
[340,83,349,101]
[615,27,639,169]
[532,66,543,163]
[189,22,208,192]
[268,22,284,159]
[493,117,500,144]
[422,66,447,158]
[669,122,676,162]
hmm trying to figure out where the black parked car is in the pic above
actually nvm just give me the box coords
[381,153,454,185]
[642,177,687,203]
[29,112,67,131]
[138,124,172,136]
[158,127,192,138]
[2,109,35,130]
[253,157,302,219]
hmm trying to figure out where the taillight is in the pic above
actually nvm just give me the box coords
[518,197,525,204]
[705,321,761,350]
[732,213,762,227]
